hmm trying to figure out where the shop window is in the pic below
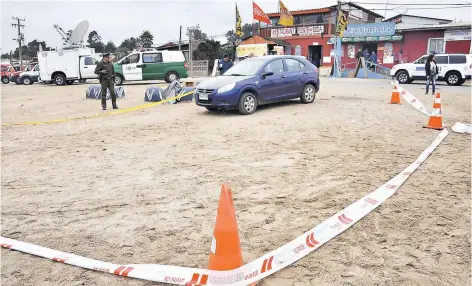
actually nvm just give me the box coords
[428,38,445,54]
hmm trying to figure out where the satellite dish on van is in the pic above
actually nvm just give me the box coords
[70,20,89,45]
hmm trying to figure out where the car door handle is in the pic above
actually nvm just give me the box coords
[303,71,308,74]
[84,67,88,68]
[281,75,286,78]
[137,64,146,68]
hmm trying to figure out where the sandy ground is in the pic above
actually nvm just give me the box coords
[1,78,470,286]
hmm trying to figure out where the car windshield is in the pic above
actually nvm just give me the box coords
[223,59,266,76]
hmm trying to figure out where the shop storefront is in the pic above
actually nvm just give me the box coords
[328,22,403,68]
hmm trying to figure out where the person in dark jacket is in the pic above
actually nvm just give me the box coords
[94,53,117,110]
[218,54,233,75]
[425,54,438,95]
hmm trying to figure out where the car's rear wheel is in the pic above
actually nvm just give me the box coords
[14,77,21,84]
[238,92,257,115]
[114,74,123,86]
[300,84,316,104]
[54,74,66,85]
[446,72,461,86]
[1,76,10,84]
[396,71,410,84]
[165,71,179,83]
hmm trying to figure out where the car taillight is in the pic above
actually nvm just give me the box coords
[184,62,188,69]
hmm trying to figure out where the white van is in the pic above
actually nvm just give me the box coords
[38,48,102,85]
[391,54,472,86]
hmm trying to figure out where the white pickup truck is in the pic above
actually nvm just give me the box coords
[38,48,102,85]
[391,53,472,86]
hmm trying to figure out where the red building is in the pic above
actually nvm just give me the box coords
[257,3,383,67]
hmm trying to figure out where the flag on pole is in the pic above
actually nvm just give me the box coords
[278,1,293,26]
[336,8,348,37]
[235,4,244,37]
[253,1,271,25]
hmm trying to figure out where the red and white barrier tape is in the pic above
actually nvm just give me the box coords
[1,129,449,285]
[391,81,430,116]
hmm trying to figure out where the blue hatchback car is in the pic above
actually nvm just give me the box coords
[195,55,320,115]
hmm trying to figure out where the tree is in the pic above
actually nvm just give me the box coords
[105,41,116,53]
[26,40,50,56]
[1,53,10,59]
[87,31,102,45]
[87,31,105,53]
[119,37,139,51]
[187,24,208,40]
[193,39,222,71]
[225,30,238,45]
[138,30,154,48]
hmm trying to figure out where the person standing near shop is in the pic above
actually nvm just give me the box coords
[368,51,377,70]
[218,53,233,75]
[425,54,438,95]
[94,53,117,110]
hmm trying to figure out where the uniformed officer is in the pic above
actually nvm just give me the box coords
[94,53,118,110]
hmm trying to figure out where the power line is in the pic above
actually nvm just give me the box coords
[366,5,471,10]
[351,2,471,5]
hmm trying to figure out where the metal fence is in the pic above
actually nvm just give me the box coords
[187,60,209,77]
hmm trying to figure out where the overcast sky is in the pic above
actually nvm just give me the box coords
[1,0,471,52]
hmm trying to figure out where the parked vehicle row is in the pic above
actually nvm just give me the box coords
[391,53,472,86]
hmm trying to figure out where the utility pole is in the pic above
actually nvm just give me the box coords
[12,16,25,68]
[178,25,182,51]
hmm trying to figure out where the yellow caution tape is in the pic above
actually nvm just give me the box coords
[2,90,195,127]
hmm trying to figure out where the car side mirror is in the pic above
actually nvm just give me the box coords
[262,71,274,79]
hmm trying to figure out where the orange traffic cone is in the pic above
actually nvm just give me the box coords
[208,184,243,270]
[424,93,445,130]
[389,83,401,104]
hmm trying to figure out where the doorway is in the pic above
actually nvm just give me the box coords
[362,43,378,57]
[308,45,322,67]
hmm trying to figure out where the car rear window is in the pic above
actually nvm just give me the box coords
[449,55,466,64]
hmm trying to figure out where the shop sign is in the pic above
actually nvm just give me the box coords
[444,29,471,41]
[343,22,395,38]
[328,35,403,44]
[271,25,324,38]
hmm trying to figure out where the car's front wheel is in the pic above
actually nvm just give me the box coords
[1,76,10,84]
[22,77,33,85]
[396,71,410,84]
[301,84,316,104]
[238,92,258,115]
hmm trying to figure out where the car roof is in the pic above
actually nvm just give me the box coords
[246,55,308,62]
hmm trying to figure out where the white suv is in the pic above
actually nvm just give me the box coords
[391,54,472,86]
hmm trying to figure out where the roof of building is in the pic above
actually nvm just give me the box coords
[384,14,452,23]
[266,3,383,19]
[397,22,472,32]
[240,35,291,46]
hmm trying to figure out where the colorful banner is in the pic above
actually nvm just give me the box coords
[278,1,294,27]
[253,1,271,25]
[336,9,348,37]
[235,4,244,38]
[271,26,324,38]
